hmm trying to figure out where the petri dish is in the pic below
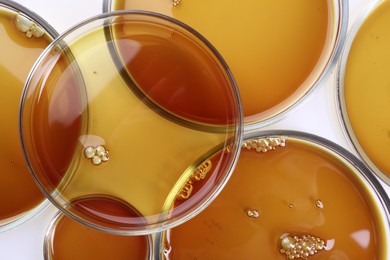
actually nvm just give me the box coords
[103,0,348,129]
[337,0,390,185]
[44,210,153,259]
[155,130,390,259]
[19,11,243,235]
[0,0,57,232]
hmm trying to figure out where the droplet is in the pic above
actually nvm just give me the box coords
[246,209,260,218]
[172,0,181,6]
[95,145,106,157]
[281,236,296,250]
[92,155,102,165]
[84,146,96,159]
[101,153,109,162]
[315,199,324,209]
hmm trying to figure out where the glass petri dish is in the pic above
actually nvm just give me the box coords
[155,130,390,259]
[103,0,348,129]
[20,11,243,235]
[44,210,153,259]
[0,0,57,232]
[337,0,390,185]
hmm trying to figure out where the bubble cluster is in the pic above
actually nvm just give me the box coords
[280,234,326,259]
[242,136,287,153]
[83,145,109,166]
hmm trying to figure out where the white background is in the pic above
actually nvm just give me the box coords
[2,0,388,259]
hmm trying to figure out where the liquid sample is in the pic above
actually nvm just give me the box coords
[344,0,390,180]
[0,7,52,224]
[46,210,149,260]
[20,14,241,232]
[110,0,336,124]
[161,137,387,259]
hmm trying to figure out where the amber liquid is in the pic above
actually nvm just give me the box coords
[48,209,149,260]
[111,0,334,124]
[112,21,238,126]
[22,18,239,230]
[0,8,52,222]
[344,0,390,179]
[162,140,387,259]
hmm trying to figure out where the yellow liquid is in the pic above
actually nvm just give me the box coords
[344,0,390,180]
[0,7,52,223]
[111,0,335,124]
[21,16,240,230]
[162,138,388,259]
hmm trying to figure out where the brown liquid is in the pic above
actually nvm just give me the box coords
[21,15,240,230]
[111,0,334,124]
[48,208,149,260]
[24,52,84,189]
[113,22,238,126]
[0,7,52,222]
[163,139,387,259]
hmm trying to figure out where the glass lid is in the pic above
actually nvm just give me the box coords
[156,130,390,259]
[19,11,243,235]
[337,0,390,185]
[0,0,57,232]
[104,0,348,129]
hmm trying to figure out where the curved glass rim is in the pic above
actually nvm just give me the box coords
[102,0,349,130]
[335,0,390,185]
[0,0,58,233]
[43,210,154,259]
[154,129,390,257]
[19,10,243,236]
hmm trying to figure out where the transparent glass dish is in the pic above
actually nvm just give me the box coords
[0,0,57,233]
[337,0,390,185]
[20,11,243,235]
[103,0,348,130]
[155,130,390,259]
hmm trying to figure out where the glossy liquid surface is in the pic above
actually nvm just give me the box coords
[21,16,241,231]
[0,8,51,222]
[344,0,390,179]
[112,21,238,126]
[163,139,386,259]
[48,212,149,260]
[111,0,334,124]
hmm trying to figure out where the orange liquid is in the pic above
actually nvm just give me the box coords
[344,0,390,179]
[111,0,334,124]
[112,21,238,126]
[162,139,387,259]
[24,53,84,189]
[48,210,149,260]
[0,8,52,222]
[21,16,240,231]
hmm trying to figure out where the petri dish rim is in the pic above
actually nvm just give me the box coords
[336,0,390,185]
[0,0,58,233]
[102,0,349,130]
[19,10,243,236]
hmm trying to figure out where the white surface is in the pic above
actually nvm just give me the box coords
[1,0,389,259]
